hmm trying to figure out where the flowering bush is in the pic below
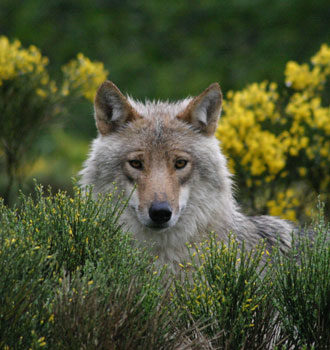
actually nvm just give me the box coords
[174,235,274,349]
[0,36,108,204]
[216,44,330,221]
[0,184,176,349]
[1,183,328,349]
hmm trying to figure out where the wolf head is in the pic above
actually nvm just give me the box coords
[80,82,294,264]
[80,81,236,251]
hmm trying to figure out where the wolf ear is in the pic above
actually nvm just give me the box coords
[94,81,139,135]
[178,83,222,136]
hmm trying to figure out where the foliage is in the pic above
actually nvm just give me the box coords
[17,183,127,275]
[0,36,58,204]
[272,203,330,349]
[0,183,329,349]
[216,44,330,221]
[0,183,188,349]
[174,235,280,349]
[0,36,108,204]
[0,203,53,349]
[0,0,329,101]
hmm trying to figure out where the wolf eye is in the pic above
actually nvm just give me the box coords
[175,159,188,169]
[129,159,143,170]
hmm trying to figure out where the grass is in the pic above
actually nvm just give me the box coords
[0,184,329,349]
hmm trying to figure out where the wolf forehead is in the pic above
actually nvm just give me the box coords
[127,98,192,120]
[117,98,199,146]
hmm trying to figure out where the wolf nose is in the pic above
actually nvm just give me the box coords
[149,201,172,224]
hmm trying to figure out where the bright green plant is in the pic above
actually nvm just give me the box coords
[0,198,54,349]
[17,183,127,274]
[272,203,330,349]
[0,183,329,349]
[0,183,194,350]
[0,36,108,204]
[216,44,330,222]
[173,234,281,349]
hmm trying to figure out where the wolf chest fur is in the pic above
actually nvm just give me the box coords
[80,81,293,268]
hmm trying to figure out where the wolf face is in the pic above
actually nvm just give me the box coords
[123,145,193,230]
[83,81,225,233]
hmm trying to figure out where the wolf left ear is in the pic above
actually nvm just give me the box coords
[94,81,139,135]
[178,83,222,136]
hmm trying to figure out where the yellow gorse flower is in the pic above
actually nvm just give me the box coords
[0,36,108,102]
[216,81,286,178]
[216,44,330,221]
[61,53,108,101]
[267,188,300,221]
[0,36,53,95]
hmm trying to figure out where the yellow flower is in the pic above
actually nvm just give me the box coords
[266,188,299,221]
[0,34,63,119]
[311,44,330,71]
[285,61,323,90]
[61,53,108,101]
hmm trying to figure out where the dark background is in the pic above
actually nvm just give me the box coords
[0,0,329,194]
[1,0,329,101]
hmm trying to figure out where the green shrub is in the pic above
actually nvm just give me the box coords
[272,203,330,349]
[16,183,128,275]
[0,183,197,349]
[0,183,329,349]
[173,234,283,349]
[0,200,54,349]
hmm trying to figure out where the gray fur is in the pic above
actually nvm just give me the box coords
[80,81,294,269]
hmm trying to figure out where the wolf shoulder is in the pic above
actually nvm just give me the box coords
[248,215,295,252]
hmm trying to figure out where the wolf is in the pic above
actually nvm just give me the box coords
[79,81,293,268]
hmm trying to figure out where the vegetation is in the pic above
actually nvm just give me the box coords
[174,236,275,349]
[0,3,328,348]
[272,204,330,349]
[216,44,330,221]
[1,1,329,100]
[1,37,328,220]
[0,36,108,204]
[0,184,329,349]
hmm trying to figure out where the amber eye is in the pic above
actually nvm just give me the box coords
[175,159,188,169]
[129,159,143,170]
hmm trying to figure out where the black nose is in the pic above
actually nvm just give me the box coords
[149,201,172,225]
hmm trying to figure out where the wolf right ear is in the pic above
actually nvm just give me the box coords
[178,83,222,136]
[94,81,139,135]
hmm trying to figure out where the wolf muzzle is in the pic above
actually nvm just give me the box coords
[148,201,172,225]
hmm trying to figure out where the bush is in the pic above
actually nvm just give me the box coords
[0,183,201,349]
[0,203,53,349]
[173,235,281,349]
[216,44,330,222]
[0,183,329,349]
[0,36,108,204]
[272,203,330,349]
[173,218,329,349]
